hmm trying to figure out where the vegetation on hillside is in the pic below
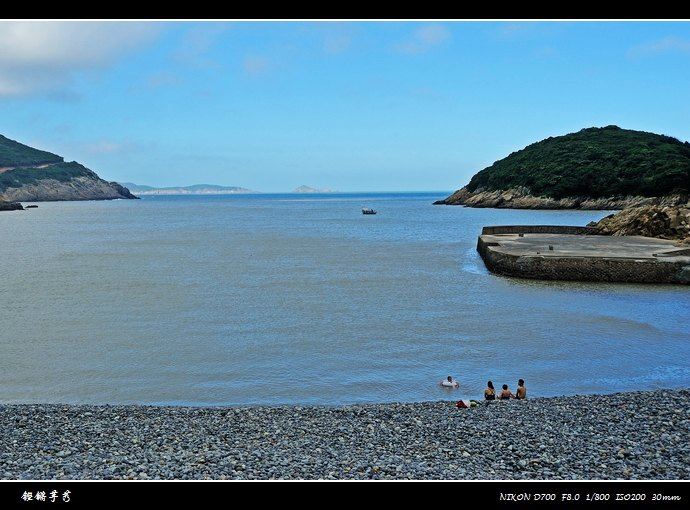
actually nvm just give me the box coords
[0,162,95,192]
[0,135,63,167]
[466,126,690,199]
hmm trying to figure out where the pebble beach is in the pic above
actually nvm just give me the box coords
[1,389,688,480]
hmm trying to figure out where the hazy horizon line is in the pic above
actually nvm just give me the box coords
[121,183,455,194]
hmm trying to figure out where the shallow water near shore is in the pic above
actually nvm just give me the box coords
[1,192,689,406]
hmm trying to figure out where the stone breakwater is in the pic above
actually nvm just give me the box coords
[477,227,690,284]
[1,389,688,480]
[434,186,690,210]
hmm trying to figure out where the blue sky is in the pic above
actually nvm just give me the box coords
[1,20,689,192]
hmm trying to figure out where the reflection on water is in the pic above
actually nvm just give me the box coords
[0,193,688,406]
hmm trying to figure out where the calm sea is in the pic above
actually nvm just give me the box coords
[1,192,688,406]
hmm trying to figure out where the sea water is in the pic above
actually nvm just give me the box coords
[1,192,688,405]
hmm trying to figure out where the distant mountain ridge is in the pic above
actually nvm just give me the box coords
[0,134,137,204]
[122,183,255,195]
[435,126,690,209]
[293,185,334,193]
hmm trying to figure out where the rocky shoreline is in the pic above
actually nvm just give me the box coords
[1,389,688,480]
[434,186,690,210]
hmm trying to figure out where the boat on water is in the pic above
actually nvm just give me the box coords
[362,208,377,215]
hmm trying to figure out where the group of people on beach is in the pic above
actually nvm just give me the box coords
[484,379,527,400]
[440,376,527,400]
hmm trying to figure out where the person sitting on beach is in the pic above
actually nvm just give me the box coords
[484,380,496,401]
[515,379,527,400]
[440,375,459,388]
[499,384,514,400]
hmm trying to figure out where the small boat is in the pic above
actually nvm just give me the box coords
[362,208,377,215]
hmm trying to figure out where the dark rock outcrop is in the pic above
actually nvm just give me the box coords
[589,205,690,244]
[110,182,139,200]
[0,201,23,211]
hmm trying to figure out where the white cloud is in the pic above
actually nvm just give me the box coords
[84,141,126,155]
[174,23,228,68]
[395,24,451,54]
[495,22,540,40]
[146,71,183,89]
[0,21,159,96]
[323,32,353,54]
[81,139,151,158]
[298,22,355,55]
[318,23,356,55]
[534,46,559,60]
[242,55,270,77]
[628,36,690,59]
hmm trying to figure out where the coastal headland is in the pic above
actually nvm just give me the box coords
[435,126,690,210]
[0,134,137,204]
[0,389,687,480]
[477,226,690,284]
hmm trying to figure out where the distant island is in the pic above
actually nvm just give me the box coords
[0,134,137,207]
[435,126,690,209]
[121,183,255,195]
[293,185,334,193]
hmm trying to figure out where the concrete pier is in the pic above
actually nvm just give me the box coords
[477,226,690,284]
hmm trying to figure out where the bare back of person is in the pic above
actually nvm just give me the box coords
[516,379,527,400]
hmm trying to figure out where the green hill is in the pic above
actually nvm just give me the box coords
[0,134,63,167]
[466,126,690,199]
[0,134,137,203]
